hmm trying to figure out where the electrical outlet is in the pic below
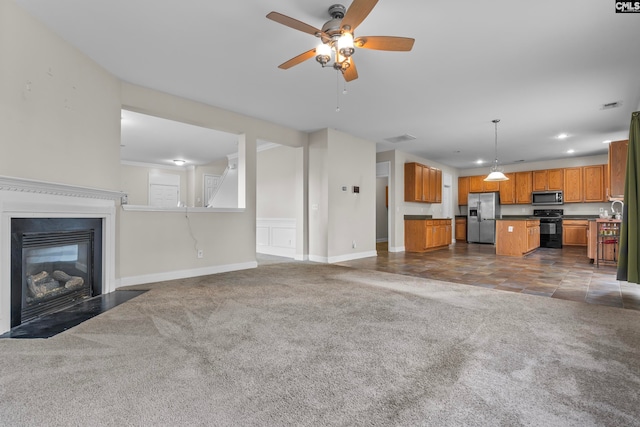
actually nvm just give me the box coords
[352,241,357,249]
[599,208,604,213]
[197,249,204,258]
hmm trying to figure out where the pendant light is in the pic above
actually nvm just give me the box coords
[484,119,509,182]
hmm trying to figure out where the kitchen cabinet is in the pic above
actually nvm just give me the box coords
[499,173,516,204]
[532,169,564,191]
[562,219,588,246]
[405,163,441,203]
[496,219,540,256]
[563,167,583,203]
[405,218,452,252]
[455,217,467,242]
[469,175,499,193]
[515,171,533,204]
[608,139,628,200]
[583,165,605,203]
[458,176,469,205]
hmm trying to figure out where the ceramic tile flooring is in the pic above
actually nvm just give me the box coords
[337,242,640,311]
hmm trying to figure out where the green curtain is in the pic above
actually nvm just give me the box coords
[617,111,640,283]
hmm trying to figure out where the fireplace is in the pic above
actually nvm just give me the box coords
[0,176,121,335]
[11,218,103,327]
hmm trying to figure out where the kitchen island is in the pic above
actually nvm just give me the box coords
[495,218,540,257]
[404,216,452,252]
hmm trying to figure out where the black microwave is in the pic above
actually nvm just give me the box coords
[532,191,563,205]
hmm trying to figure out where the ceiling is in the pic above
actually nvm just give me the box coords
[14,0,640,169]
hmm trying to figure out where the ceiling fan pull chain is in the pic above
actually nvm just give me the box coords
[336,71,341,112]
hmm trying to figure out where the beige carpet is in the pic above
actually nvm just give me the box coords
[1,262,639,426]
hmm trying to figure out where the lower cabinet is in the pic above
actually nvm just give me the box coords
[405,219,452,252]
[455,217,467,242]
[496,220,540,257]
[563,219,588,246]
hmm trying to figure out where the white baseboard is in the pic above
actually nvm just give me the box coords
[118,261,258,287]
[389,246,405,253]
[294,254,308,261]
[256,246,295,258]
[308,251,378,264]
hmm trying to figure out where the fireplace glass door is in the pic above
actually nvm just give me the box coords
[11,218,102,328]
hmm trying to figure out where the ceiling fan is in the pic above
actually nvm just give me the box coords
[266,0,415,82]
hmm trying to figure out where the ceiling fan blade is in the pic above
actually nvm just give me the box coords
[354,36,415,51]
[266,12,326,38]
[342,58,359,82]
[278,49,317,70]
[341,0,378,32]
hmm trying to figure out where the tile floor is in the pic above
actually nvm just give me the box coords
[337,242,640,311]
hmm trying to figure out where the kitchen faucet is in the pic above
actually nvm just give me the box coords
[611,200,624,219]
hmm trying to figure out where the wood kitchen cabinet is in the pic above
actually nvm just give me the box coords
[455,217,467,242]
[563,167,583,203]
[533,169,564,191]
[405,218,452,252]
[499,173,516,204]
[469,175,499,193]
[608,139,628,200]
[458,176,469,205]
[496,220,540,256]
[583,165,605,203]
[515,171,533,204]
[405,163,441,203]
[563,219,588,246]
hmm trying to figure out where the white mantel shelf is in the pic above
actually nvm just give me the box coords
[0,176,125,200]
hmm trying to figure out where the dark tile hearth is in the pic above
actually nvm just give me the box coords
[1,290,146,339]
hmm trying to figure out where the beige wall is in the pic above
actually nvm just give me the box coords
[257,145,301,218]
[309,129,376,262]
[0,0,121,190]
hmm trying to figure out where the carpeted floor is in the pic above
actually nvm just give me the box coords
[1,262,639,426]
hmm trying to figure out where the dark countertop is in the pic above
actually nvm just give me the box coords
[497,217,538,221]
[404,215,432,220]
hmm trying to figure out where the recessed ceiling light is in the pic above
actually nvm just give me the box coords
[173,159,186,166]
[602,140,612,144]
[566,149,575,154]
[475,159,484,165]
[557,133,569,140]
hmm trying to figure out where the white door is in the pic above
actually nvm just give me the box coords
[204,174,221,206]
[149,184,179,207]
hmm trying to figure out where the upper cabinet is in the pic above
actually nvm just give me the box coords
[469,175,499,193]
[583,165,605,203]
[515,171,533,204]
[498,173,516,204]
[404,162,442,203]
[458,176,469,205]
[563,167,583,202]
[532,169,564,191]
[459,164,607,205]
[608,139,628,200]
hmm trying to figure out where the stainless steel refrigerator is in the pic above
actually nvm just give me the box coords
[467,192,500,244]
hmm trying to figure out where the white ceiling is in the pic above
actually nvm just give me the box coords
[14,0,640,169]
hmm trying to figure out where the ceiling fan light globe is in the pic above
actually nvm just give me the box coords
[315,43,331,65]
[337,32,355,57]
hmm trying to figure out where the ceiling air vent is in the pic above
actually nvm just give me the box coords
[601,101,622,110]
[384,134,417,144]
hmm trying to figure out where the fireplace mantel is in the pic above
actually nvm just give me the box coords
[0,176,123,334]
[0,176,125,201]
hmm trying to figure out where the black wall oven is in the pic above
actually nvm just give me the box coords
[533,209,563,248]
